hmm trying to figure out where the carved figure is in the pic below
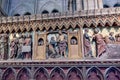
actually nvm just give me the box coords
[0,34,8,60]
[115,33,120,42]
[22,34,32,59]
[92,28,107,57]
[109,32,115,43]
[47,36,60,58]
[17,35,25,59]
[83,29,93,57]
[10,35,18,59]
[58,31,67,58]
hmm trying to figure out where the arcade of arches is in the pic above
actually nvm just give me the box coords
[1,66,120,80]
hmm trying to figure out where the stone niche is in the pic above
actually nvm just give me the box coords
[68,31,82,59]
[33,32,46,60]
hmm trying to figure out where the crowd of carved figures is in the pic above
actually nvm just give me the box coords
[1,66,120,80]
[10,33,32,60]
[46,31,68,59]
[0,33,32,60]
[0,27,120,60]
[83,27,120,59]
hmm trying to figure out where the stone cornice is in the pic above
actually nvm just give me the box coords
[0,7,120,33]
[0,59,120,67]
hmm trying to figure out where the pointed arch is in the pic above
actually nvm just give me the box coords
[105,67,120,80]
[112,19,120,26]
[67,67,83,80]
[42,10,49,14]
[16,67,31,80]
[11,4,33,16]
[39,1,61,14]
[52,9,59,13]
[105,19,112,27]
[24,12,31,15]
[50,67,65,80]
[71,36,78,45]
[114,3,120,7]
[86,67,104,80]
[14,14,20,16]
[34,67,49,80]
[97,20,104,27]
[83,21,89,28]
[61,25,67,30]
[90,21,97,27]
[103,4,109,8]
[54,26,60,31]
[2,67,16,80]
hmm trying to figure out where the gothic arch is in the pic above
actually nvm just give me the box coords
[105,19,112,26]
[16,67,31,80]
[14,14,20,16]
[86,67,104,80]
[34,67,49,80]
[70,36,78,45]
[83,21,89,28]
[103,4,110,8]
[105,67,120,80]
[24,12,31,15]
[39,1,61,14]
[114,3,120,7]
[50,67,65,80]
[42,10,49,14]
[11,4,34,16]
[90,21,97,27]
[97,20,104,27]
[67,67,83,80]
[112,19,120,26]
[2,67,16,80]
[52,9,59,13]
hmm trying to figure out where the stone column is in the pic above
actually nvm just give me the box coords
[83,0,88,10]
[94,0,98,9]
[88,0,95,10]
[76,0,82,11]
[69,0,72,12]
[97,0,103,9]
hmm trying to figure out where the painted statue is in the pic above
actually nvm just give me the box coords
[22,34,32,59]
[10,35,18,59]
[92,28,107,57]
[58,31,67,58]
[0,34,8,60]
[0,35,4,60]
[83,29,93,57]
[115,33,120,42]
[109,32,115,43]
[17,35,25,59]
